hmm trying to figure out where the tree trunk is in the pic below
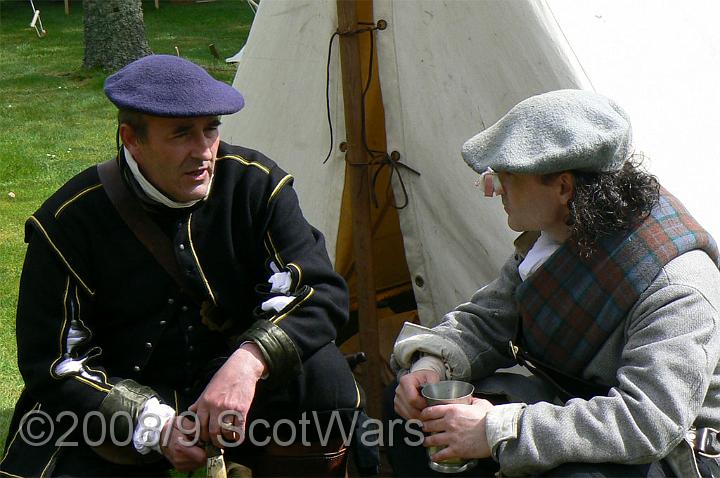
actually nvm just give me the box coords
[83,0,152,71]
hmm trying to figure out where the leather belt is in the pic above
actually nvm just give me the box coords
[687,427,720,458]
[507,339,612,402]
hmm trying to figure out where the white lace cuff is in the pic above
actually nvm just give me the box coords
[132,398,175,455]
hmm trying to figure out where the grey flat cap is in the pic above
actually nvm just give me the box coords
[462,89,632,175]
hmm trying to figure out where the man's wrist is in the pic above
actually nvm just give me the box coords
[485,402,526,462]
[410,355,447,379]
[237,341,268,380]
[237,320,301,387]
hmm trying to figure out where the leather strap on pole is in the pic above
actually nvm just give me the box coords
[336,0,382,419]
[96,157,205,304]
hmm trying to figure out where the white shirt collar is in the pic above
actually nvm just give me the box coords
[123,146,204,209]
[518,232,562,281]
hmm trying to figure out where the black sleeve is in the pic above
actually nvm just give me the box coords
[16,234,159,446]
[17,236,116,414]
[239,173,349,386]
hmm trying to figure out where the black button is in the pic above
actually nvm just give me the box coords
[188,346,195,352]
[145,342,153,349]
[133,365,141,372]
[167,298,175,305]
[159,320,167,326]
[187,325,194,332]
[181,305,189,312]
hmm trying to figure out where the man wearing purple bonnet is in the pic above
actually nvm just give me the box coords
[1,55,359,476]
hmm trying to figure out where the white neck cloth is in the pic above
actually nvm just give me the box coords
[123,146,204,209]
[518,231,562,281]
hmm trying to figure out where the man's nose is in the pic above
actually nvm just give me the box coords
[190,133,214,161]
[495,175,506,196]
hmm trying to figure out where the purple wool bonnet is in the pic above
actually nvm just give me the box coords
[104,54,244,117]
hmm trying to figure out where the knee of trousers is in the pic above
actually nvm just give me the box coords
[296,342,361,413]
[253,342,361,418]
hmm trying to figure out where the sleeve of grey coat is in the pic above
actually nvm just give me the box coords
[493,250,720,476]
[392,254,521,380]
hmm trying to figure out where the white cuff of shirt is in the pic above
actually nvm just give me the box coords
[410,355,448,379]
[485,402,526,462]
[132,398,176,455]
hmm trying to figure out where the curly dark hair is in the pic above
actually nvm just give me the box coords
[546,155,660,258]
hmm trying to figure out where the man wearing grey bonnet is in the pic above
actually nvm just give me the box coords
[390,90,720,476]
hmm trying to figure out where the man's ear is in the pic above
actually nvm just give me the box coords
[557,172,574,206]
[119,123,140,153]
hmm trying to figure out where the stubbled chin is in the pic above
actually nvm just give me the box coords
[507,219,523,232]
[175,183,210,202]
[189,186,210,201]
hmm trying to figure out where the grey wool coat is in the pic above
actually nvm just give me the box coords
[393,246,720,476]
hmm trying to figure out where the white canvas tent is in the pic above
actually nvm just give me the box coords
[547,0,720,247]
[222,0,720,411]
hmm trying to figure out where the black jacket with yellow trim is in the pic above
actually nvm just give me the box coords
[1,142,350,473]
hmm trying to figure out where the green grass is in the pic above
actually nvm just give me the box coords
[0,0,253,467]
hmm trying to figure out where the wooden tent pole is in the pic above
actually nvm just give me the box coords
[336,0,382,418]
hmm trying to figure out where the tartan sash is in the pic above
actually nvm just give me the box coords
[515,189,720,375]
